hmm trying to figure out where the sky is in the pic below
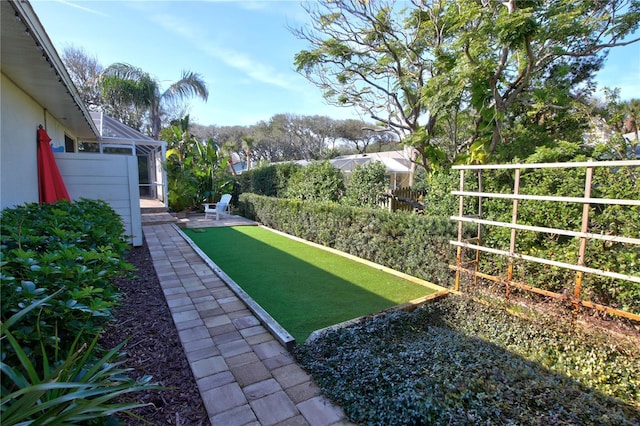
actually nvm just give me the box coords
[31,0,640,129]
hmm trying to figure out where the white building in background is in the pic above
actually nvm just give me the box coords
[330,150,414,190]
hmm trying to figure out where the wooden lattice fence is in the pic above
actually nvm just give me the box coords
[449,160,640,321]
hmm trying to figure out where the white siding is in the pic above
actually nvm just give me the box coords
[55,153,143,246]
[1,74,42,208]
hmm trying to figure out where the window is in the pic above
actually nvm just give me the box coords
[103,146,133,155]
[78,141,100,153]
[64,134,75,152]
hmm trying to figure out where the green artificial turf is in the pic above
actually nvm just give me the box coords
[184,226,436,342]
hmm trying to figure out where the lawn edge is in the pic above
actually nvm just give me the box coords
[173,223,297,351]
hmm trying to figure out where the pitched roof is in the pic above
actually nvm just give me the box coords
[90,112,156,142]
[330,150,411,173]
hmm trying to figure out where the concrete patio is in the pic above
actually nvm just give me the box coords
[142,213,352,425]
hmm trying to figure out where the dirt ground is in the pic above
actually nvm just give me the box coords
[99,242,208,426]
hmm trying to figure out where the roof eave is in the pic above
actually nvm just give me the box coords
[3,0,99,139]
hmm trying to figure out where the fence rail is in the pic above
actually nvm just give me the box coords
[449,160,640,322]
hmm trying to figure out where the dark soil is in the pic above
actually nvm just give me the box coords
[99,241,208,425]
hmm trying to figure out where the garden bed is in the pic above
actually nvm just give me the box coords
[295,294,640,425]
[99,242,207,425]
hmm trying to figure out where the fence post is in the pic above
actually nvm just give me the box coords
[474,170,483,286]
[454,170,465,291]
[574,164,594,308]
[507,168,521,300]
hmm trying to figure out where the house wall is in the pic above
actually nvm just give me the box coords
[55,153,143,246]
[1,74,42,208]
[0,75,86,209]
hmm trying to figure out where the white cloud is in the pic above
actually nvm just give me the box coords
[55,0,108,16]
[148,12,299,90]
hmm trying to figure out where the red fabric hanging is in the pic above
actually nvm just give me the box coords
[37,127,70,203]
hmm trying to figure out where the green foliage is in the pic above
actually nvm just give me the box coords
[413,167,479,218]
[1,295,160,425]
[343,161,388,208]
[284,160,346,202]
[294,0,640,169]
[0,199,132,371]
[238,194,457,286]
[296,295,640,425]
[164,117,233,211]
[237,163,301,197]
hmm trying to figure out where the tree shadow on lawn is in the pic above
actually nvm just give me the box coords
[184,226,433,342]
[295,296,640,425]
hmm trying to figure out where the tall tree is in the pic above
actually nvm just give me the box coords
[241,136,255,171]
[336,119,397,153]
[101,63,209,139]
[449,0,639,160]
[62,47,103,110]
[293,0,452,170]
[293,0,640,168]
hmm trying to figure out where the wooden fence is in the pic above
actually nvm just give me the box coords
[449,160,640,321]
[380,187,426,212]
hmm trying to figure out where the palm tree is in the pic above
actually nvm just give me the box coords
[241,136,254,171]
[101,63,208,139]
[220,141,238,176]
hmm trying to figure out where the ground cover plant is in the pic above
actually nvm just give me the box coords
[1,199,132,366]
[184,226,438,341]
[296,295,640,425]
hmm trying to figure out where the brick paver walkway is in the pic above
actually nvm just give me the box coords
[143,222,352,426]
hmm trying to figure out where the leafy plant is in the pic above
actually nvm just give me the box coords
[1,294,160,425]
[237,163,301,197]
[284,160,346,202]
[1,199,132,371]
[164,116,232,211]
[296,295,640,425]
[343,161,388,208]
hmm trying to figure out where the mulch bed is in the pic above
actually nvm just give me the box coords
[99,241,208,425]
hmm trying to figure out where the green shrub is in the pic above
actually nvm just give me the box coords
[285,160,346,202]
[238,163,301,197]
[0,199,132,369]
[238,194,458,286]
[1,294,160,425]
[343,161,388,208]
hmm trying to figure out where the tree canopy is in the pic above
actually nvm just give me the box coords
[101,63,209,140]
[293,0,640,168]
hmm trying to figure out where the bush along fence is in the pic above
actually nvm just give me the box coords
[450,160,640,320]
[238,193,458,286]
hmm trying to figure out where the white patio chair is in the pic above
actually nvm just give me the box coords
[203,194,232,220]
